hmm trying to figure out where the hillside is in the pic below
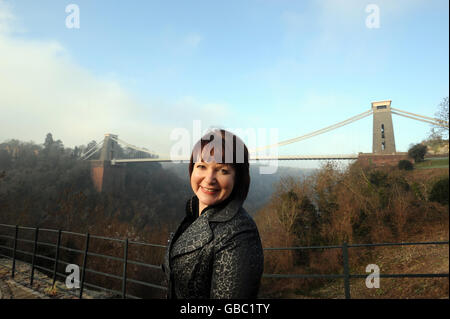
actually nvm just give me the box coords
[281,222,448,299]
[256,162,449,299]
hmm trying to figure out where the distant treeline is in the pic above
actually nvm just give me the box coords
[0,134,190,233]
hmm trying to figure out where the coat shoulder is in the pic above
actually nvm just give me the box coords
[211,207,261,244]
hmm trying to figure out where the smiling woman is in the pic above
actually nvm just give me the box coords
[162,129,264,299]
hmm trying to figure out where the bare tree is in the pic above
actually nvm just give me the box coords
[430,97,449,140]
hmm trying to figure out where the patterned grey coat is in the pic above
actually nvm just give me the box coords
[162,196,264,299]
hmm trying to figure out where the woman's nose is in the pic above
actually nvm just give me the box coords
[203,169,217,184]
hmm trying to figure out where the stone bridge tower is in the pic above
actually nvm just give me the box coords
[91,134,125,193]
[99,133,118,161]
[372,100,396,154]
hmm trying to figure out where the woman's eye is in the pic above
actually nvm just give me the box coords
[220,169,229,174]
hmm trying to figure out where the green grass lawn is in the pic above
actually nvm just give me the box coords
[415,157,449,169]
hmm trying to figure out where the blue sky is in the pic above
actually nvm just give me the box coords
[0,0,448,168]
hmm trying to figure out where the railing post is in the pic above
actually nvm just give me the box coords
[30,227,39,286]
[342,242,351,299]
[52,229,62,287]
[11,225,19,278]
[79,233,90,299]
[122,238,128,299]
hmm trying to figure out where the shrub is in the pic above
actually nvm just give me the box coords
[408,144,427,162]
[429,177,449,205]
[398,160,413,171]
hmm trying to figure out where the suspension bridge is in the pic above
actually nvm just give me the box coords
[79,100,448,164]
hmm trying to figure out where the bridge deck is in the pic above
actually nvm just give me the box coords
[111,154,359,164]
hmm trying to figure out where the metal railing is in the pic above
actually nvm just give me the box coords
[0,224,167,299]
[263,241,449,298]
[0,223,448,299]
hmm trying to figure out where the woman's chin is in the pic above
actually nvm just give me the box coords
[197,193,219,207]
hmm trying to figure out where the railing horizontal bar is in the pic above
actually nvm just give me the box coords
[15,238,36,244]
[53,269,72,280]
[3,249,59,268]
[0,244,13,251]
[0,234,14,240]
[127,259,162,270]
[263,274,344,279]
[350,273,449,279]
[14,249,33,257]
[54,259,79,267]
[128,240,167,248]
[60,230,85,237]
[0,223,16,228]
[3,247,166,272]
[58,245,84,254]
[37,228,59,233]
[86,251,123,262]
[34,241,57,249]
[84,268,123,281]
[349,241,449,248]
[264,245,343,250]
[34,253,56,263]
[17,226,36,231]
[126,278,168,290]
[15,238,58,248]
[34,264,55,274]
[90,234,125,243]
[12,242,163,268]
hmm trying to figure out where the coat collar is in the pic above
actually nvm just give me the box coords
[188,195,243,223]
[170,196,244,259]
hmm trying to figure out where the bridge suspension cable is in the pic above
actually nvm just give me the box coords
[250,109,373,153]
[391,107,449,129]
[80,139,104,160]
[85,104,446,163]
[109,136,159,158]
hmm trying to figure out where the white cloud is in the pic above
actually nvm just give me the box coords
[0,0,16,34]
[184,32,203,48]
[0,5,230,155]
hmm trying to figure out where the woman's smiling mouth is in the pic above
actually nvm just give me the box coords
[200,186,220,194]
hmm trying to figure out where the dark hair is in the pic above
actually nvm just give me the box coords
[188,129,250,201]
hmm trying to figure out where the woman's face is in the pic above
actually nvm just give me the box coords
[191,161,236,214]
